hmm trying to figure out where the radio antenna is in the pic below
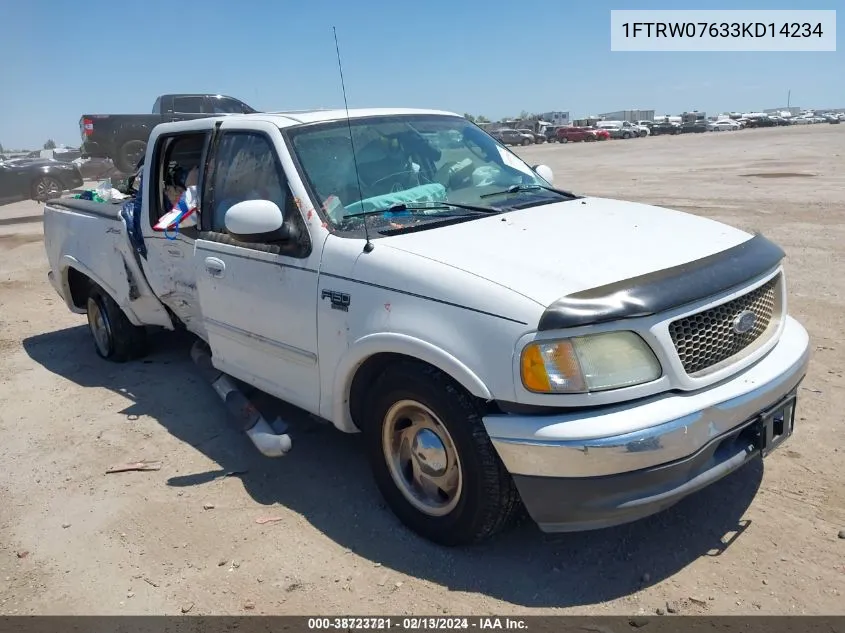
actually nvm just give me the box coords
[333,26,373,253]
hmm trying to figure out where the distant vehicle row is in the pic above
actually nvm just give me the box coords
[490,112,843,146]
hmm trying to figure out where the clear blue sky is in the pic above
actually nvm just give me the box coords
[0,0,841,149]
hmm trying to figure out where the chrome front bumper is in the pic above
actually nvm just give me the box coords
[484,316,810,479]
[482,316,810,533]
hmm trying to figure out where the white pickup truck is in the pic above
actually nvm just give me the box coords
[43,108,810,546]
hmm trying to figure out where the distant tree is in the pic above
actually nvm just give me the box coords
[476,115,490,123]
[463,113,477,123]
[43,139,56,150]
[0,142,4,153]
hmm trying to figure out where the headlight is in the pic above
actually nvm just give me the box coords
[520,331,661,394]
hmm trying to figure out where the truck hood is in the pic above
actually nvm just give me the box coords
[380,196,752,307]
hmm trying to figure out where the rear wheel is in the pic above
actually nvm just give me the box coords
[114,140,147,174]
[521,138,531,146]
[86,285,148,362]
[363,361,521,546]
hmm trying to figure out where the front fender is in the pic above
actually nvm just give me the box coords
[330,332,494,433]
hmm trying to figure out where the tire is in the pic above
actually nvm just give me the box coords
[622,132,631,139]
[114,139,147,174]
[86,285,148,362]
[521,138,530,146]
[31,176,64,202]
[559,137,568,143]
[362,361,521,546]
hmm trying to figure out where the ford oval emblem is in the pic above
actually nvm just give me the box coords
[732,310,757,335]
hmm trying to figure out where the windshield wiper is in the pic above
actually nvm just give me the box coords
[480,183,578,200]
[344,200,502,219]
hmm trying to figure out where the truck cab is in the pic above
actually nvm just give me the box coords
[43,109,811,547]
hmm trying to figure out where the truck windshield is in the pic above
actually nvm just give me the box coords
[285,114,562,236]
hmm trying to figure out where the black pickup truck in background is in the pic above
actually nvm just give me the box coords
[80,93,258,173]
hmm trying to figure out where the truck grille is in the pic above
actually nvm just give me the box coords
[668,275,780,376]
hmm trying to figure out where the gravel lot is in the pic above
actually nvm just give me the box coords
[1,123,843,616]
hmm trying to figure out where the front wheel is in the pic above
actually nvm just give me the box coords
[521,138,531,146]
[31,176,63,202]
[86,285,148,362]
[363,361,521,546]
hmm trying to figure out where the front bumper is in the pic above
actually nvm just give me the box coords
[483,315,810,532]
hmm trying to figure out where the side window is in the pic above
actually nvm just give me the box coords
[172,96,203,113]
[149,132,207,231]
[207,132,289,235]
[209,98,247,114]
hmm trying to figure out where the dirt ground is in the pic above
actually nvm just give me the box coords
[1,124,843,617]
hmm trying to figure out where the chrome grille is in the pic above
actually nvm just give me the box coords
[668,275,779,376]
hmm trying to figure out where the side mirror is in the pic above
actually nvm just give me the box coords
[532,164,554,184]
[224,200,289,243]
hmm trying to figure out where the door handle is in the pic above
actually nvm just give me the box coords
[204,257,225,278]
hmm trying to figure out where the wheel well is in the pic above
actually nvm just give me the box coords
[66,267,93,309]
[347,352,490,432]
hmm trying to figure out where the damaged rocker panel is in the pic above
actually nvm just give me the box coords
[537,233,786,331]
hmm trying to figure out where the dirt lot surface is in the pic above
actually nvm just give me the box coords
[1,124,843,616]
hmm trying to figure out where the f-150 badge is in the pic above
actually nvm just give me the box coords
[322,289,350,312]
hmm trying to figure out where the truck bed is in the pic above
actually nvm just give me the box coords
[43,197,174,329]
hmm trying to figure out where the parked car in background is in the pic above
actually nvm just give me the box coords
[680,120,708,134]
[0,157,83,205]
[745,117,778,128]
[650,121,681,136]
[492,128,535,146]
[543,126,560,142]
[707,120,740,132]
[633,122,651,137]
[829,116,841,124]
[596,121,639,139]
[556,127,597,142]
[517,128,546,144]
[80,93,258,173]
[587,127,611,141]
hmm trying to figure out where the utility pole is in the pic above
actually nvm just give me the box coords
[787,89,791,109]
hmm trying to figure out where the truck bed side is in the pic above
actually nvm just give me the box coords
[43,198,174,329]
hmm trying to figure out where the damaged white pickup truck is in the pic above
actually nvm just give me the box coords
[43,108,810,546]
